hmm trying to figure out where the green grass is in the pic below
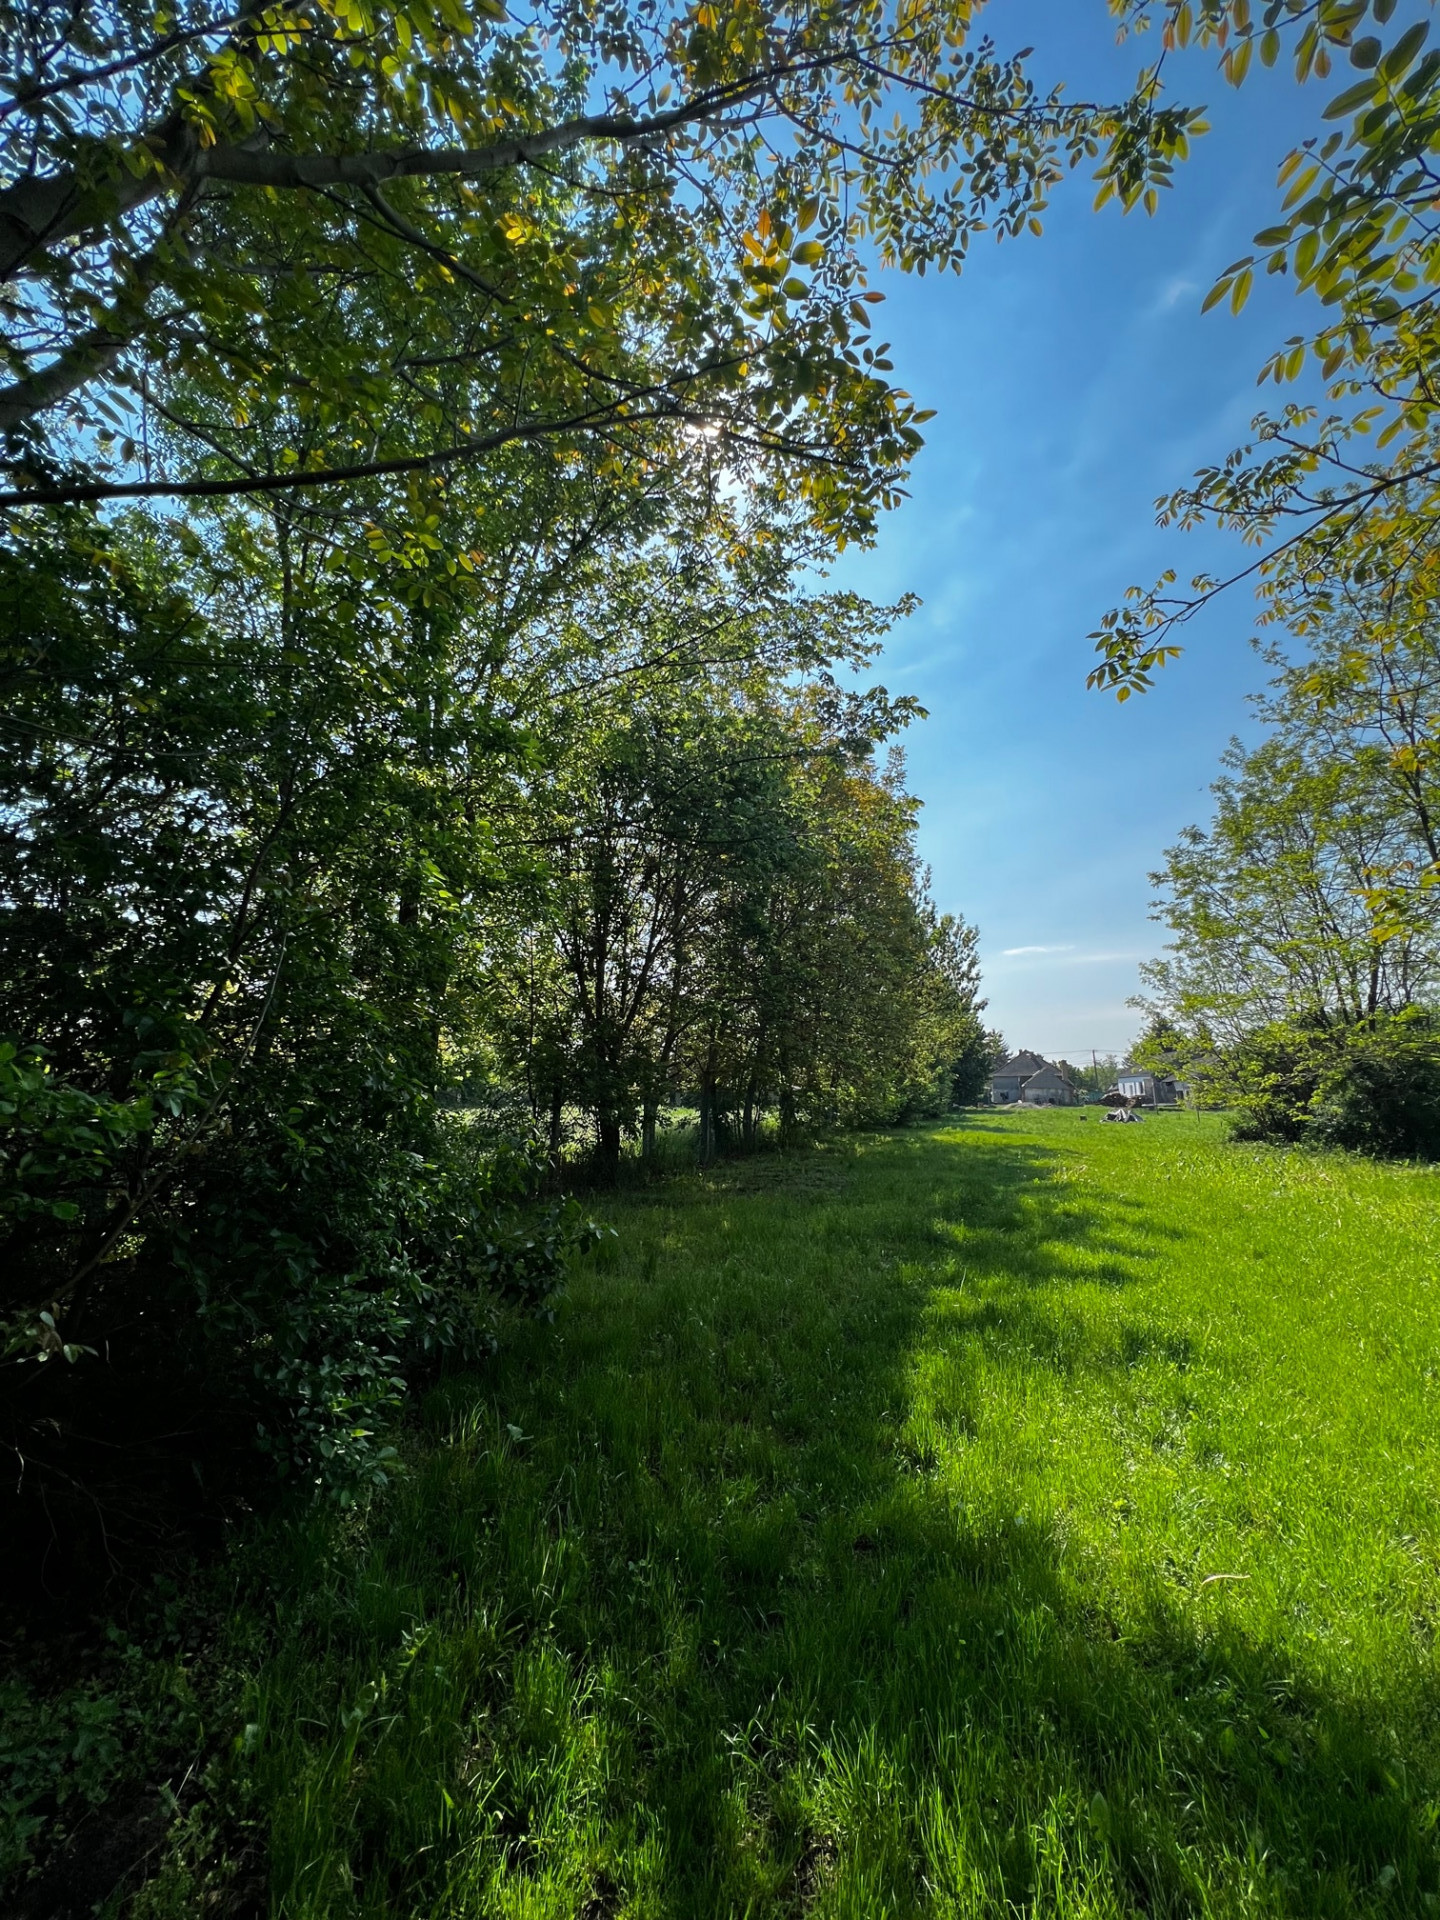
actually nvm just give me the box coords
[215,1113,1440,1918]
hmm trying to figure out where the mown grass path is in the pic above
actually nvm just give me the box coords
[243,1115,1440,1918]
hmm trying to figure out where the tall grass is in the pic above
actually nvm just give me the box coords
[198,1113,1440,1917]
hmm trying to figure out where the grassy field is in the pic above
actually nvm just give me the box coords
[200,1112,1440,1918]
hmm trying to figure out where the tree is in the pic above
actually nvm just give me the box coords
[466,534,917,1167]
[923,912,993,1106]
[1139,738,1421,1043]
[1057,1053,1117,1095]
[749,741,956,1130]
[1093,1,1440,696]
[1,0,1198,527]
[1127,1016,1187,1076]
[480,633,958,1171]
[523,685,805,1178]
[1137,598,1440,1048]
[950,1026,1001,1104]
[1132,583,1440,1153]
[0,498,611,1499]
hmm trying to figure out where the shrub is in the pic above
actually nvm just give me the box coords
[1,1036,606,1506]
[1308,1018,1440,1159]
[1221,1013,1440,1159]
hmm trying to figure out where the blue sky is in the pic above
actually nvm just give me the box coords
[833,0,1341,1061]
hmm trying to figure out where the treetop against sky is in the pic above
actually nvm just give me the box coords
[0,0,1203,525]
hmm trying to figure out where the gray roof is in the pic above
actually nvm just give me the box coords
[1022,1062,1071,1086]
[992,1050,1049,1078]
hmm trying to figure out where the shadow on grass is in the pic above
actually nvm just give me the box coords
[242,1121,1438,1920]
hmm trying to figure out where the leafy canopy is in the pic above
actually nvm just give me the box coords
[1094,0,1440,697]
[2,0,1200,536]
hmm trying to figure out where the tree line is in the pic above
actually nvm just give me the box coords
[0,469,988,1507]
[3,0,1187,1521]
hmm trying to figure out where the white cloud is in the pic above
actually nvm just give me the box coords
[999,946,1146,965]
[1154,275,1198,314]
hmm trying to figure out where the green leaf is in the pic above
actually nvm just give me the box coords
[1380,21,1428,82]
[1324,78,1379,117]
[1202,277,1234,313]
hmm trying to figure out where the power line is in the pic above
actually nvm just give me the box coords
[1025,1047,1126,1058]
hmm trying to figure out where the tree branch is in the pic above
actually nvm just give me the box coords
[0,9,254,123]
[0,390,824,506]
[0,66,798,279]
[0,186,203,434]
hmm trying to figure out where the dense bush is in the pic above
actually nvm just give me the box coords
[1308,1018,1440,1159]
[0,512,605,1516]
[1,1033,604,1502]
[1219,1014,1440,1159]
[172,1105,604,1496]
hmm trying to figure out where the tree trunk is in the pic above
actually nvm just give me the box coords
[697,1040,719,1167]
[697,1081,712,1167]
[547,1080,564,1172]
[641,1098,658,1164]
[742,1074,758,1150]
[743,1020,767,1149]
[596,1110,622,1184]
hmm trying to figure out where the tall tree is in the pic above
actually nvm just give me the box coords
[1137,603,1440,1045]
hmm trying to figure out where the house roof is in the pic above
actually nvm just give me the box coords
[992,1050,1049,1078]
[1022,1062,1071,1086]
[990,1051,1075,1087]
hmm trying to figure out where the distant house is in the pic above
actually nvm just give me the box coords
[987,1050,1047,1104]
[988,1051,1079,1107]
[1114,1067,1180,1107]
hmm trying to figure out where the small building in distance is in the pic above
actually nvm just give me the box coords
[1114,1067,1181,1107]
[988,1051,1079,1107]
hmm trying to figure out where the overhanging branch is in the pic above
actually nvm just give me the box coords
[0,395,837,506]
[0,187,204,435]
[0,66,799,280]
